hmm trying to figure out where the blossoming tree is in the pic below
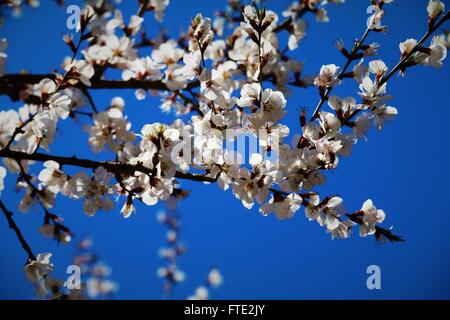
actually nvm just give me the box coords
[0,0,449,299]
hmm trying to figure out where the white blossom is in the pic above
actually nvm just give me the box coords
[328,96,356,115]
[152,41,184,67]
[399,38,417,56]
[231,153,274,209]
[353,112,372,139]
[0,109,19,147]
[24,253,54,284]
[427,0,445,22]
[260,193,303,220]
[368,60,388,77]
[122,57,163,81]
[237,83,261,107]
[305,196,345,231]
[423,36,447,69]
[242,5,278,35]
[358,76,388,106]
[38,160,69,195]
[86,103,135,153]
[257,88,287,124]
[86,278,118,298]
[319,112,341,138]
[288,20,306,51]
[373,105,397,130]
[359,199,385,237]
[207,268,223,287]
[182,50,202,80]
[71,167,116,216]
[64,59,95,86]
[314,64,341,88]
[0,166,6,194]
[188,286,209,300]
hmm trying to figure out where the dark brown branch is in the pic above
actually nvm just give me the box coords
[272,17,292,33]
[272,1,338,34]
[79,86,98,113]
[0,72,311,103]
[343,11,450,125]
[176,91,200,113]
[71,110,93,118]
[272,6,310,33]
[310,26,371,121]
[0,199,36,261]
[269,187,403,242]
[3,111,38,150]
[0,73,199,93]
[0,148,215,183]
[379,11,450,87]
[17,160,54,216]
[346,213,404,243]
[137,0,150,17]
[16,160,72,241]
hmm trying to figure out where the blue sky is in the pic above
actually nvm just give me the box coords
[1,0,450,299]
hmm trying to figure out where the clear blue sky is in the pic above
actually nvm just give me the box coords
[1,0,450,299]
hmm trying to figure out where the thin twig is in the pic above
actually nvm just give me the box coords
[16,160,71,239]
[269,187,403,242]
[257,8,263,104]
[0,200,36,261]
[72,110,93,117]
[3,111,39,150]
[310,26,371,121]
[345,213,404,243]
[379,11,450,87]
[343,11,450,125]
[79,86,98,113]
[137,0,150,18]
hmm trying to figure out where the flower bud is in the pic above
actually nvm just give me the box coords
[427,0,445,27]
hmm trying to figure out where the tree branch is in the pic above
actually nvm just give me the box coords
[0,199,36,261]
[378,10,450,87]
[137,0,150,18]
[310,26,371,121]
[15,160,72,243]
[0,148,216,183]
[343,10,450,125]
[3,111,38,150]
[345,213,404,243]
[269,187,403,242]
[0,73,200,97]
[272,5,311,33]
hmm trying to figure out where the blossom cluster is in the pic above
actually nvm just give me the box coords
[156,208,187,297]
[157,204,223,299]
[21,236,117,299]
[73,237,119,299]
[0,0,449,297]
[1,0,447,237]
[188,268,224,300]
[23,252,85,299]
